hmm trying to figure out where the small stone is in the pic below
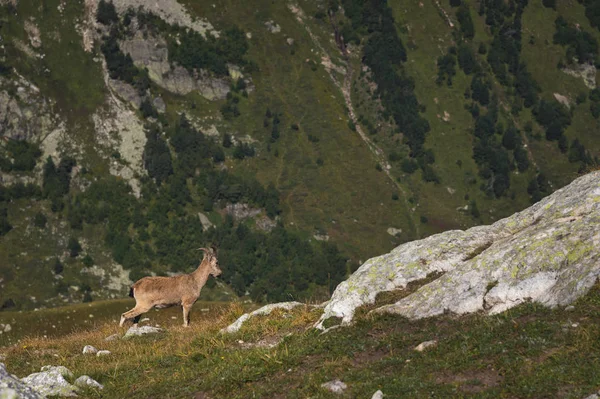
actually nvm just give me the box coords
[152,96,166,114]
[286,37,294,46]
[320,380,347,394]
[104,334,120,342]
[124,325,163,338]
[74,375,104,390]
[372,390,384,399]
[96,350,111,357]
[82,345,97,354]
[565,305,575,311]
[414,340,437,352]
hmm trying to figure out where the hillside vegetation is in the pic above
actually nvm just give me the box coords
[0,0,599,310]
[1,282,600,398]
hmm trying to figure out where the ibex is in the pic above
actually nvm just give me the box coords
[120,247,222,327]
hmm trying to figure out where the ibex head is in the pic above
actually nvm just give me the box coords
[198,246,222,277]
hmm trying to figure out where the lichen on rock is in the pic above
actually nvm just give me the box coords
[316,171,600,328]
[0,363,43,399]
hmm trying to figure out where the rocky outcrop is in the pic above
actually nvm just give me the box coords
[108,79,141,108]
[562,63,597,89]
[316,171,600,328]
[0,77,59,142]
[0,363,43,399]
[224,203,262,220]
[119,31,230,100]
[110,0,218,38]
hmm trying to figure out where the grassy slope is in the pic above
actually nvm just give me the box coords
[175,0,416,258]
[521,0,600,187]
[2,283,600,398]
[382,0,600,234]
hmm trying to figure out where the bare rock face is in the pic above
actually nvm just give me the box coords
[108,79,141,108]
[120,32,230,100]
[316,171,600,328]
[0,363,43,399]
[0,77,59,142]
[561,63,597,89]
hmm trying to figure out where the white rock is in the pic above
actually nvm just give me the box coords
[320,379,347,394]
[387,227,402,236]
[0,363,43,399]
[22,366,78,397]
[316,171,600,328]
[3,325,10,333]
[104,334,120,342]
[74,375,103,390]
[124,325,163,338]
[372,390,384,399]
[39,366,73,379]
[414,340,437,352]
[82,345,97,354]
[221,302,304,334]
[96,350,111,357]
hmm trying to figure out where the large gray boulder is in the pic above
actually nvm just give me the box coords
[0,363,43,399]
[21,365,78,397]
[316,171,600,328]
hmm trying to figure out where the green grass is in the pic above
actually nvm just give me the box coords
[171,0,416,259]
[2,283,600,398]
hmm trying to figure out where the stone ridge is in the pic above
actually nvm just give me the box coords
[316,171,600,328]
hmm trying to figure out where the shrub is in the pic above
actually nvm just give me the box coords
[33,212,47,228]
[97,0,118,25]
[68,237,82,258]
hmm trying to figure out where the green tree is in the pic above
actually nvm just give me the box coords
[68,237,82,258]
[33,212,47,228]
[456,5,475,39]
[96,0,118,25]
[457,44,477,74]
[0,206,11,236]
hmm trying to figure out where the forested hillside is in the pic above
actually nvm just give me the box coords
[0,0,598,310]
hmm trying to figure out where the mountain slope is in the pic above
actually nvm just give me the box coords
[1,0,599,310]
